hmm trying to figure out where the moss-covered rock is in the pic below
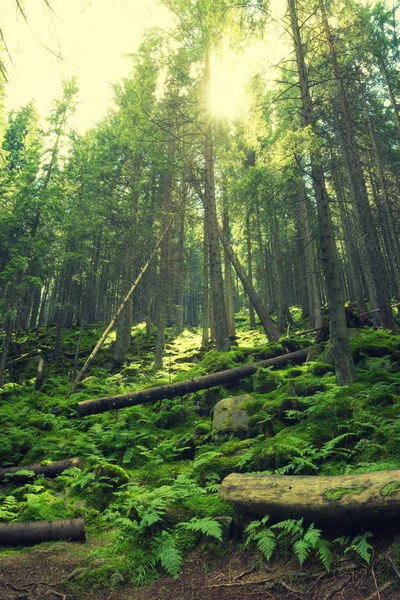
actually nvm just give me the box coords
[94,463,130,490]
[213,394,252,436]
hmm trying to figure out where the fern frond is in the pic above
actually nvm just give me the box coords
[303,524,322,548]
[180,517,223,541]
[316,540,333,572]
[156,532,182,579]
[293,539,310,565]
[255,529,276,560]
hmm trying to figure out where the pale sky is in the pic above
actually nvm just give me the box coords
[2,0,175,132]
[4,0,367,132]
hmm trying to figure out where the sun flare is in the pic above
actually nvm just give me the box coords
[208,49,248,120]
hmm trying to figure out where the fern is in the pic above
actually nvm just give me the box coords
[317,539,334,572]
[155,532,183,579]
[293,539,311,565]
[179,517,223,541]
[255,529,277,560]
[246,517,333,572]
[344,532,373,564]
[0,495,21,522]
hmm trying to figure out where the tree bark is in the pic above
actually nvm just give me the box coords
[321,8,395,331]
[246,212,256,330]
[0,458,83,483]
[223,195,236,336]
[203,51,230,352]
[0,319,13,388]
[288,0,354,384]
[202,216,210,347]
[218,225,281,342]
[0,518,86,545]
[75,348,308,416]
[65,212,177,398]
[219,470,400,523]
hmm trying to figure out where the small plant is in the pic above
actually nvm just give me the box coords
[334,531,374,564]
[245,516,333,571]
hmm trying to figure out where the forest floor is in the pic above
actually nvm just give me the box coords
[2,312,400,599]
[1,539,400,600]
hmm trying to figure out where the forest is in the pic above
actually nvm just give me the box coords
[1,0,400,598]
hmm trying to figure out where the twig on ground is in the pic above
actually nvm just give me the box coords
[363,581,393,600]
[4,581,30,593]
[278,580,303,594]
[321,576,352,600]
[371,564,380,600]
[204,576,276,588]
[384,552,400,581]
[45,591,67,600]
[233,564,257,580]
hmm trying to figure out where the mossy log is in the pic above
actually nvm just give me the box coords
[0,518,86,546]
[219,470,400,523]
[75,348,309,416]
[0,458,83,483]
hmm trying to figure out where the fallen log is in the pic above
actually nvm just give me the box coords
[75,348,309,416]
[0,518,86,546]
[219,470,400,523]
[0,458,83,483]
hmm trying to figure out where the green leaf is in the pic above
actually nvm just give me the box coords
[180,517,223,541]
[255,529,276,560]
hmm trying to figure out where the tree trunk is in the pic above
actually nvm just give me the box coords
[246,213,256,330]
[202,217,210,347]
[0,458,83,483]
[75,347,308,416]
[381,59,400,134]
[223,196,236,336]
[218,225,281,342]
[65,212,177,398]
[219,470,400,523]
[176,211,185,334]
[322,9,395,331]
[288,0,354,384]
[0,319,13,388]
[203,51,230,352]
[295,184,322,328]
[0,518,86,545]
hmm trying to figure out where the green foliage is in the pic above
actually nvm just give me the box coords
[179,517,223,541]
[245,517,334,571]
[335,532,374,564]
[1,324,400,589]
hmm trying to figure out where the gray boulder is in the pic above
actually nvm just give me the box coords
[213,394,253,436]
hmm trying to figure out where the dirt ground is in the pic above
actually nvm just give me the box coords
[1,541,399,600]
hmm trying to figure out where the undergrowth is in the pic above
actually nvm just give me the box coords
[1,317,400,587]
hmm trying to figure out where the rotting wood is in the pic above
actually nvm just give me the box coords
[75,348,308,416]
[219,470,400,523]
[0,518,85,546]
[0,458,83,484]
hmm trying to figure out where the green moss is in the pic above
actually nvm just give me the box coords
[324,487,365,501]
[294,379,326,397]
[94,463,130,489]
[237,396,265,415]
[380,482,400,497]
[308,362,334,377]
[253,367,282,394]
